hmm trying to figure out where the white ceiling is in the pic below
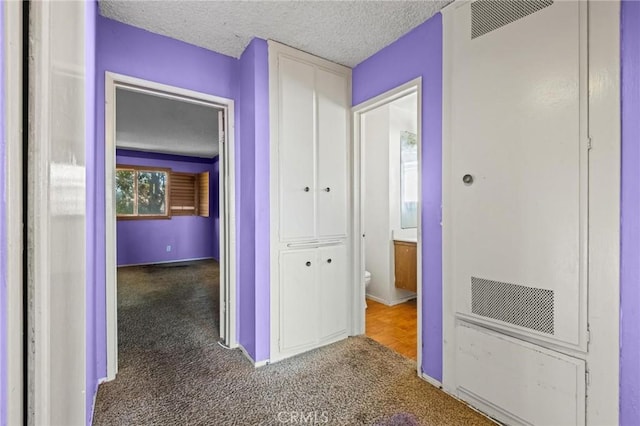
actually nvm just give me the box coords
[116,88,221,158]
[99,0,449,67]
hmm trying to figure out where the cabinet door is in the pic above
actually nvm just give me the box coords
[394,241,417,292]
[279,57,316,241]
[316,68,349,239]
[318,245,348,341]
[279,249,318,353]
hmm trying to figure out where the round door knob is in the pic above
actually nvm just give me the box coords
[462,174,474,185]
[324,187,331,192]
[327,258,332,264]
[304,186,310,192]
[306,261,311,267]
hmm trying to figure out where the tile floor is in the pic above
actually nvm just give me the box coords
[365,298,418,360]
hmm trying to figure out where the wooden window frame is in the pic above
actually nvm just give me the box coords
[116,164,172,220]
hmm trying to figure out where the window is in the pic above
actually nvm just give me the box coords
[170,171,210,217]
[116,166,169,219]
[400,131,418,229]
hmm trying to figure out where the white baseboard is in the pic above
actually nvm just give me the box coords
[419,374,498,424]
[366,293,417,306]
[421,373,443,389]
[238,344,269,368]
[118,256,215,268]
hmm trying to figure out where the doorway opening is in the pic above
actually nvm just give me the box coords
[352,79,422,368]
[104,74,237,380]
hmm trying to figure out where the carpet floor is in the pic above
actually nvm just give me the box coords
[93,260,493,426]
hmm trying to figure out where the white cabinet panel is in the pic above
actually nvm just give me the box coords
[318,245,348,341]
[449,0,585,346]
[456,323,585,426]
[279,249,318,352]
[317,68,349,239]
[270,42,352,362]
[279,57,316,241]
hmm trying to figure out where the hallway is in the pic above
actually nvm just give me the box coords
[93,260,492,425]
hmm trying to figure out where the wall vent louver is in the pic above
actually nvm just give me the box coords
[471,277,554,334]
[471,0,554,39]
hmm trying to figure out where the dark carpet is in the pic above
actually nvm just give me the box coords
[93,260,493,426]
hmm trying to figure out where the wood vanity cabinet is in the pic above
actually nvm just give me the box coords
[394,240,417,292]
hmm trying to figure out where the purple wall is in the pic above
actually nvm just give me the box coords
[0,0,6,424]
[95,15,237,384]
[353,14,443,381]
[236,38,270,362]
[116,150,219,266]
[85,1,98,424]
[621,1,640,424]
[93,17,270,406]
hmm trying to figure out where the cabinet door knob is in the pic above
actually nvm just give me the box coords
[306,261,311,267]
[304,186,310,192]
[324,187,331,192]
[462,174,474,185]
[327,258,332,264]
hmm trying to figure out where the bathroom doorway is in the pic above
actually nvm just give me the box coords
[352,79,421,365]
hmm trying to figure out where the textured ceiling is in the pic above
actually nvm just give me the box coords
[116,88,221,158]
[99,0,449,67]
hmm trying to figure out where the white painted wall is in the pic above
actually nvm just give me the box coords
[363,95,418,305]
[388,100,418,303]
[363,105,392,303]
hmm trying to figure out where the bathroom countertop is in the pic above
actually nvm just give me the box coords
[393,236,417,243]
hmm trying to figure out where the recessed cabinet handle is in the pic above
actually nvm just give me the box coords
[304,186,310,192]
[324,187,331,192]
[327,258,332,264]
[306,261,311,267]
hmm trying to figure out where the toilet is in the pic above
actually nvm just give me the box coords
[364,270,372,308]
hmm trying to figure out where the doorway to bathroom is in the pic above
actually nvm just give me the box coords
[352,79,422,366]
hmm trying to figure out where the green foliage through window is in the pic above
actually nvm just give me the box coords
[116,167,168,217]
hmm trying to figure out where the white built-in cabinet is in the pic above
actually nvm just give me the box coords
[269,41,352,361]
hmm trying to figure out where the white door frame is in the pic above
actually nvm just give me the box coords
[104,72,237,380]
[4,0,23,424]
[351,78,423,374]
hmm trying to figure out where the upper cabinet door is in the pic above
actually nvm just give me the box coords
[279,57,317,241]
[316,68,349,239]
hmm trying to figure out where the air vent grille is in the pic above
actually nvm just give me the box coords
[471,0,554,39]
[471,277,554,334]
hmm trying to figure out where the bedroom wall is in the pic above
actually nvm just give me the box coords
[115,149,219,266]
[353,13,443,381]
[94,13,237,388]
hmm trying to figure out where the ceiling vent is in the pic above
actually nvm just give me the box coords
[471,0,554,39]
[471,276,554,335]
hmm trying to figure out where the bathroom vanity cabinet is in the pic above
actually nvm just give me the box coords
[394,240,417,292]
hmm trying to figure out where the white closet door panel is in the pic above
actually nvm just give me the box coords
[449,1,584,345]
[317,68,349,239]
[279,249,318,352]
[456,323,585,426]
[318,245,348,341]
[279,57,316,241]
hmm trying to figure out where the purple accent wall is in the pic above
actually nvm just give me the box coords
[95,15,237,382]
[621,2,640,424]
[353,14,443,381]
[236,38,270,362]
[93,17,270,404]
[0,0,6,424]
[115,150,219,266]
[85,1,98,424]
